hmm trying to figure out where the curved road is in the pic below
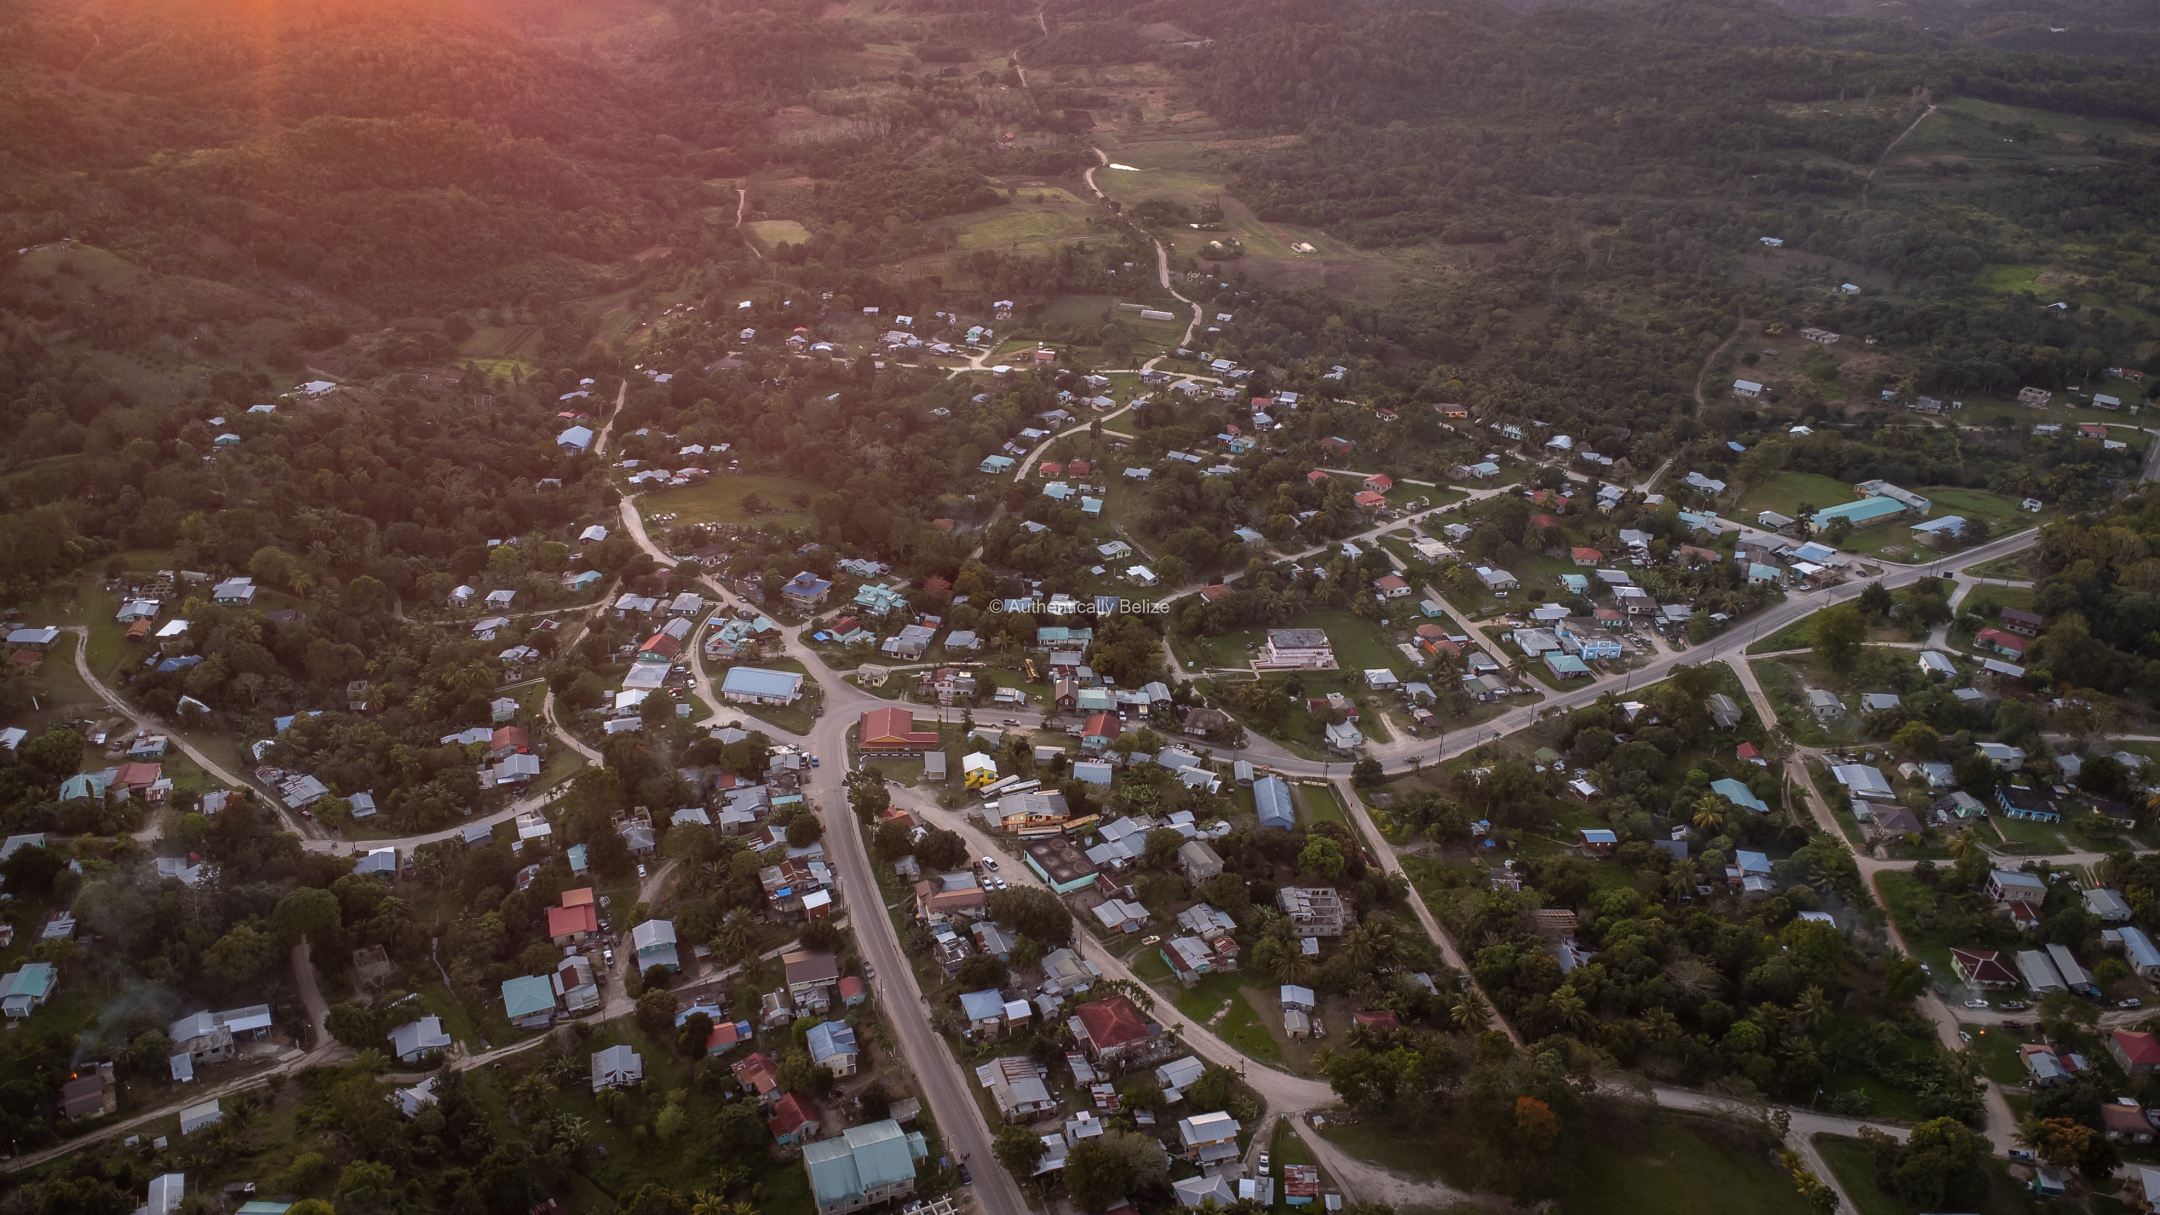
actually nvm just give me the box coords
[63,626,312,839]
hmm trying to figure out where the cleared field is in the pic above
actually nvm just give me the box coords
[743,219,812,253]
[1815,1134,2039,1215]
[636,471,815,531]
[1915,486,2038,534]
[1736,470,1854,519]
[1036,294,1190,352]
[1093,165,1307,257]
[1315,1107,1818,1214]
[940,192,1100,252]
[1939,96,2160,148]
[1191,609,1405,675]
[460,323,544,360]
[1087,151,1413,301]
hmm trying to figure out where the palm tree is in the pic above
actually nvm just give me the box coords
[1690,795,1727,836]
[1664,864,1699,904]
[713,914,752,964]
[1549,985,1590,1033]
[1640,1007,1683,1045]
[548,1113,593,1157]
[1275,945,1316,987]
[1945,829,1980,862]
[1451,986,1491,1032]
[1344,919,1407,976]
[1792,985,1829,1033]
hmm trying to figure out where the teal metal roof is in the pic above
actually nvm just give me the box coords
[1811,496,1907,527]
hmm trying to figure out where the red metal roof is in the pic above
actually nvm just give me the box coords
[1075,995,1151,1050]
[547,904,597,938]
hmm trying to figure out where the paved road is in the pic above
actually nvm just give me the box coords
[62,625,313,838]
[1727,648,2023,1148]
[1080,150,1202,350]
[611,499,1030,1213]
[1291,1111,1475,1211]
[0,942,351,1176]
[54,472,2024,1197]
[889,788,1336,1112]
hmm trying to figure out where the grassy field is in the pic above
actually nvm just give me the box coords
[1268,1118,1334,1207]
[635,471,815,532]
[1915,487,2040,537]
[460,323,544,360]
[1871,870,1958,981]
[940,191,1100,253]
[1293,781,1347,826]
[1129,950,1286,1067]
[1316,1105,1817,1215]
[1815,1134,2040,1215]
[1559,1111,1818,1215]
[1737,470,1855,520]
[728,657,820,735]
[1191,609,1406,675]
[1037,293,1190,351]
[743,219,812,253]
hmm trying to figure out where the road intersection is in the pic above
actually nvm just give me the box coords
[40,370,2096,1207]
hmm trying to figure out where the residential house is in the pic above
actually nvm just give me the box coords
[721,667,804,706]
[1257,628,1336,670]
[1176,1111,1242,1165]
[59,1064,117,1121]
[591,1044,645,1092]
[1989,869,2049,905]
[781,571,833,608]
[2017,949,2067,994]
[1253,775,1295,832]
[632,920,680,973]
[1950,948,2019,990]
[2085,888,2135,923]
[2102,1101,2155,1145]
[1178,839,1224,884]
[806,1021,858,1077]
[801,1119,929,1215]
[1277,887,1349,938]
[548,895,600,942]
[1070,995,1156,1065]
[500,975,557,1029]
[2117,925,2160,981]
[857,707,941,753]
[958,989,1010,1039]
[769,1092,822,1149]
[977,1056,1058,1122]
[785,950,842,1013]
[1090,898,1150,935]
[2114,1030,2160,1077]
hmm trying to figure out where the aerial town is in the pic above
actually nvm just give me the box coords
[8,2,2160,1215]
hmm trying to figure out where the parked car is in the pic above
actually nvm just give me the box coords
[2122,998,2144,1010]
[1963,998,1989,1009]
